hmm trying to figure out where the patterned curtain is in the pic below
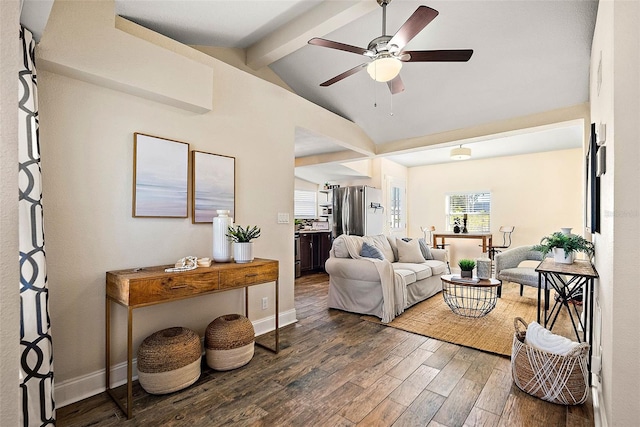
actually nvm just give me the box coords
[19,26,55,426]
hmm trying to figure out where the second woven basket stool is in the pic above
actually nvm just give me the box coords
[205,314,255,371]
[137,327,201,395]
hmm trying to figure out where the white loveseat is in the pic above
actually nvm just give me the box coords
[325,234,448,322]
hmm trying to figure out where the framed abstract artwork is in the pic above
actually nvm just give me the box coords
[133,133,189,218]
[191,150,235,223]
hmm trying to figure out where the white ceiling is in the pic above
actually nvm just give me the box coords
[21,0,597,183]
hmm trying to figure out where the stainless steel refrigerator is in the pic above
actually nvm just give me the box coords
[332,186,384,238]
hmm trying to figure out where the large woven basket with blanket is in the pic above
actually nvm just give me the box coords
[511,317,589,405]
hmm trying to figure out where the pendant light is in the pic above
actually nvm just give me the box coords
[450,144,471,160]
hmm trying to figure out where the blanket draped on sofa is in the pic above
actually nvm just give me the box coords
[340,235,407,323]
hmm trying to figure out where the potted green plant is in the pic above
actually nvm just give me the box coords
[226,225,261,263]
[532,231,594,264]
[458,259,476,278]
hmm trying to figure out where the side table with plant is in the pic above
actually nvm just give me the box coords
[226,225,261,263]
[532,231,594,264]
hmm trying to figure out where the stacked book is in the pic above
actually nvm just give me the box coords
[450,276,480,284]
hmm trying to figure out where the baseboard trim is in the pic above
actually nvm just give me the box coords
[55,309,297,408]
[592,384,608,427]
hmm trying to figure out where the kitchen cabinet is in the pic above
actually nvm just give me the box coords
[318,232,332,268]
[298,231,332,273]
[299,233,313,272]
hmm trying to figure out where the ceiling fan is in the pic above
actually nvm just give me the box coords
[308,0,473,94]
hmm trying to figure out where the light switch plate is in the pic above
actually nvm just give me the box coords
[277,213,289,224]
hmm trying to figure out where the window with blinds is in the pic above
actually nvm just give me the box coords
[445,192,491,232]
[294,190,317,219]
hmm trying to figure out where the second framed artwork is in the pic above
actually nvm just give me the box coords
[191,151,235,223]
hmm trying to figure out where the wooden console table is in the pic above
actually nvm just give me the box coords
[433,232,493,253]
[105,258,279,419]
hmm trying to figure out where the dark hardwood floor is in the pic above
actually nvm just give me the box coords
[58,272,594,426]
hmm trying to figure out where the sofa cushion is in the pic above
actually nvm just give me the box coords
[360,242,384,260]
[332,234,395,261]
[365,234,395,262]
[393,263,432,281]
[422,260,447,276]
[386,236,399,261]
[394,269,417,285]
[418,238,433,260]
[396,238,427,263]
[332,235,353,258]
[498,267,539,287]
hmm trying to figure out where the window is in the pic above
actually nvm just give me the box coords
[294,190,317,219]
[388,177,406,231]
[390,186,402,229]
[446,192,491,232]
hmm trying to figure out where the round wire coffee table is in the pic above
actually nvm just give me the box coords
[440,274,501,318]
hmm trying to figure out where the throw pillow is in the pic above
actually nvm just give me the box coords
[418,238,434,260]
[368,234,395,262]
[360,242,384,260]
[396,238,426,263]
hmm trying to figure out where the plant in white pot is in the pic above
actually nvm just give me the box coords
[533,231,594,264]
[226,225,261,263]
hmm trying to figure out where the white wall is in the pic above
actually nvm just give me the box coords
[407,149,583,267]
[32,0,371,407]
[589,1,640,425]
[0,1,21,424]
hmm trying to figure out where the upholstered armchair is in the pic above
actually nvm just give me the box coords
[495,245,550,307]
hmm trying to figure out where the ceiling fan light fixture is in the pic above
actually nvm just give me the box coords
[366,56,402,82]
[450,145,471,160]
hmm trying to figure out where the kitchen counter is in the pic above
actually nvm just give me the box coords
[295,229,331,235]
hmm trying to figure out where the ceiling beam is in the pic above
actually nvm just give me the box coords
[375,103,591,155]
[246,0,378,70]
[295,150,369,168]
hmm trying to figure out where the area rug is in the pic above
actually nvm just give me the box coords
[362,283,575,357]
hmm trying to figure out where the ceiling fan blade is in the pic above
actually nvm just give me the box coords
[402,49,474,62]
[320,63,368,87]
[308,37,369,56]
[388,6,439,51]
[387,75,405,95]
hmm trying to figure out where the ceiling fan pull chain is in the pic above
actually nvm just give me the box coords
[373,65,378,107]
[390,91,394,116]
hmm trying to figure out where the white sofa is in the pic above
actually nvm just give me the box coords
[325,234,448,322]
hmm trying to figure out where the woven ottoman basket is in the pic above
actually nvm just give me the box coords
[137,327,201,395]
[205,314,255,371]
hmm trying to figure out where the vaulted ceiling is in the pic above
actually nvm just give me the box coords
[22,0,598,181]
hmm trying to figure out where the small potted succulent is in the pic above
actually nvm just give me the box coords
[532,231,594,264]
[226,225,261,263]
[458,259,476,278]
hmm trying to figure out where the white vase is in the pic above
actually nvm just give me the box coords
[560,227,573,235]
[233,242,254,264]
[212,210,232,262]
[476,258,492,279]
[553,248,575,264]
